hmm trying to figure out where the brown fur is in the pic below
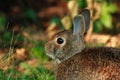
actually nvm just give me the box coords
[56,47,120,80]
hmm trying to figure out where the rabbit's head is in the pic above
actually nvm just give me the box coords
[45,9,90,63]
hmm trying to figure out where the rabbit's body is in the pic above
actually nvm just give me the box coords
[56,47,120,80]
[45,9,120,80]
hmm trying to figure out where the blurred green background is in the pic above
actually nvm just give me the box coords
[0,0,120,80]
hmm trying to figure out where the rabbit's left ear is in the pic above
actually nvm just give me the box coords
[81,9,90,32]
[73,9,90,35]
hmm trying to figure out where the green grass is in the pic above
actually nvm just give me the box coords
[0,28,55,80]
[0,66,54,80]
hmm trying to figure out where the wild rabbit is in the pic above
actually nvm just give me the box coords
[45,9,120,80]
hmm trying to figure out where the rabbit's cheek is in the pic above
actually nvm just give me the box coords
[54,47,64,61]
[54,46,63,56]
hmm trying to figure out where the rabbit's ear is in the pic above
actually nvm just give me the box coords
[73,14,85,35]
[81,9,90,32]
[73,9,90,35]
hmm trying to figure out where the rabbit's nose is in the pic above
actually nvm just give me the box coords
[45,42,49,52]
[45,42,52,53]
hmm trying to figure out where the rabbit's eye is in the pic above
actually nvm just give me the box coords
[57,38,64,44]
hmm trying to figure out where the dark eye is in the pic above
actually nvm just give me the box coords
[57,38,64,44]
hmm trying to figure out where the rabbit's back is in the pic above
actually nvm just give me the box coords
[56,47,120,80]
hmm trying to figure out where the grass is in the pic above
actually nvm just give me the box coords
[0,27,55,80]
[0,66,54,80]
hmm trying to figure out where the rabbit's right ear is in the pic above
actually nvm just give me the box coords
[73,9,90,36]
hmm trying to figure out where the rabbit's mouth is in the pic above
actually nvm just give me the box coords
[47,53,62,64]
[45,51,56,60]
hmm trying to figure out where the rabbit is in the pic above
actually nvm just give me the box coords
[45,9,120,80]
